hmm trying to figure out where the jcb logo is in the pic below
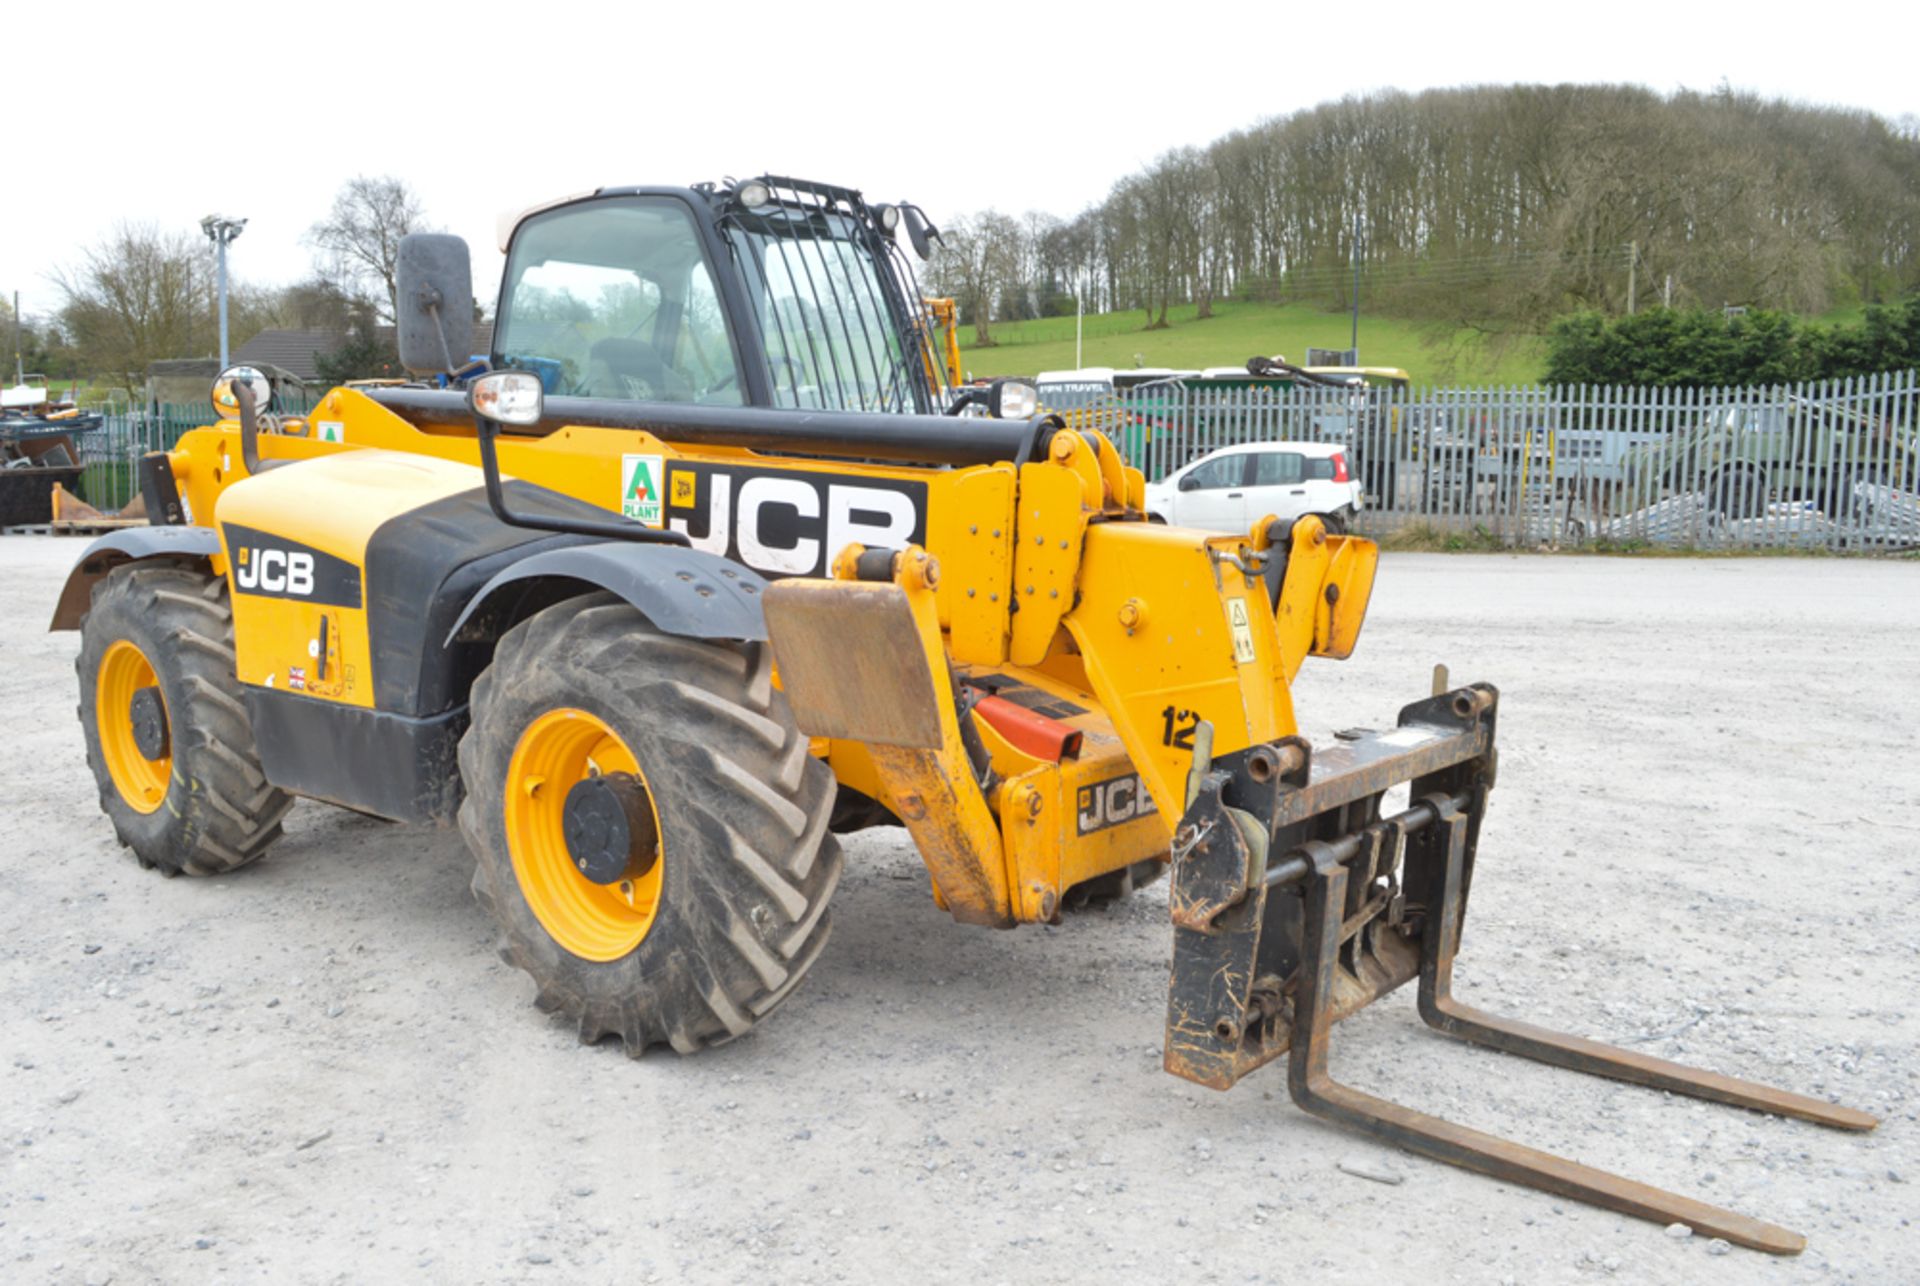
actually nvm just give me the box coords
[1077,772,1151,836]
[666,462,927,579]
[235,548,315,596]
[222,524,362,607]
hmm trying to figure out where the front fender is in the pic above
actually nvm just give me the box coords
[48,526,223,631]
[445,541,771,646]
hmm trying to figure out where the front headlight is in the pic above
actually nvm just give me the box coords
[468,370,546,427]
[991,379,1038,420]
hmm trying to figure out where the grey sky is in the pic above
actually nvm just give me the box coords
[8,0,1912,322]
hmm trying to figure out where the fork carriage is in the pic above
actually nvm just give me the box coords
[1164,682,1876,1254]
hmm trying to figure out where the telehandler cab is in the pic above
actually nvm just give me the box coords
[54,175,1873,1253]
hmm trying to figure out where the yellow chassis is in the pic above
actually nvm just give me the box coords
[157,388,1379,926]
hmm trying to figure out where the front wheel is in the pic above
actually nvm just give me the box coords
[458,593,843,1055]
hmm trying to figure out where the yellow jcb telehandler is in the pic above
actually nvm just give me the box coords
[51,175,1874,1254]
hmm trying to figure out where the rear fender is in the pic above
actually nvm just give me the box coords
[48,526,224,630]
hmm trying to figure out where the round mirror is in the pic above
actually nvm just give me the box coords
[212,366,271,419]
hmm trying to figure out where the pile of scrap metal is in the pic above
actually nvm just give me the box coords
[1,380,104,526]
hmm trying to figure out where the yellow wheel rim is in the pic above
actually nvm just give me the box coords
[96,640,171,814]
[504,708,664,961]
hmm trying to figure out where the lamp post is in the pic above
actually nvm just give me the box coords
[1349,211,1363,362]
[199,214,247,368]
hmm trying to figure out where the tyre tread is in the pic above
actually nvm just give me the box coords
[77,564,292,875]
[457,596,841,1057]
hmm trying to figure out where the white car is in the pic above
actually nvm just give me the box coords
[1144,442,1363,534]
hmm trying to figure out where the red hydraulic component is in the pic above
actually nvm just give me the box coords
[970,694,1082,763]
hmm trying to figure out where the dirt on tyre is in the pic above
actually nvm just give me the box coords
[458,592,844,1056]
[75,564,294,875]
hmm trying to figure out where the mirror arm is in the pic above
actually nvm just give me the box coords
[233,381,285,475]
[425,296,457,376]
[473,414,690,547]
[944,388,986,417]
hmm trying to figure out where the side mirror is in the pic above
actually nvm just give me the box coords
[1178,473,1200,492]
[396,233,475,375]
[901,205,939,261]
[212,365,272,419]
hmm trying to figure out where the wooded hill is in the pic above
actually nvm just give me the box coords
[928,85,1920,346]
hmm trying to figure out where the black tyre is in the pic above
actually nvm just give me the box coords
[75,564,294,875]
[1317,509,1351,536]
[458,593,843,1055]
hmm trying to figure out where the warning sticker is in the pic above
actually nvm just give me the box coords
[620,454,665,526]
[1226,598,1257,664]
[316,420,345,443]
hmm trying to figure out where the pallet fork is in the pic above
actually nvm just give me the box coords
[1164,681,1876,1255]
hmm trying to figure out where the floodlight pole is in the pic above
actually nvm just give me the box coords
[1349,212,1362,360]
[1076,289,1083,370]
[216,238,230,368]
[201,216,247,368]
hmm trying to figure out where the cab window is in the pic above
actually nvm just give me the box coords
[494,197,743,406]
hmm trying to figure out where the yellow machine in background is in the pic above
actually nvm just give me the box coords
[922,296,964,389]
[53,175,1873,1256]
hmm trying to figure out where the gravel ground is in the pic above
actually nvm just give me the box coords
[3,536,1914,1285]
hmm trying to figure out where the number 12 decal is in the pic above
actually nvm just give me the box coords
[1160,705,1200,750]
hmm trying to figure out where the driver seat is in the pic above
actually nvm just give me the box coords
[584,338,691,402]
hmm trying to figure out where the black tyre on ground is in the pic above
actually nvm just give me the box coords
[458,593,844,1055]
[1318,509,1351,535]
[75,564,294,875]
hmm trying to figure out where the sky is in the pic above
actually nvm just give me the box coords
[7,0,1914,324]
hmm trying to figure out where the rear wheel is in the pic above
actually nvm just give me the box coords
[458,593,843,1055]
[75,564,293,875]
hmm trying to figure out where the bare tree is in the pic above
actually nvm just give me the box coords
[929,212,1024,345]
[306,176,433,323]
[56,224,218,381]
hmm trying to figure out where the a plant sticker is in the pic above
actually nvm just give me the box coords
[621,454,665,526]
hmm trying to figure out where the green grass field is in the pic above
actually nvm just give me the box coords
[954,299,1549,387]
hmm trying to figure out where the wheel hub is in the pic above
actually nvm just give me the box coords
[562,772,660,885]
[503,707,666,961]
[130,686,170,761]
[96,639,171,814]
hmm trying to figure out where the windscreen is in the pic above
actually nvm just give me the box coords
[724,203,926,415]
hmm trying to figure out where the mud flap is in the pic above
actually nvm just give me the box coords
[762,557,1013,925]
